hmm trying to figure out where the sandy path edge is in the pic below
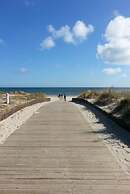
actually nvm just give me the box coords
[72,101,130,175]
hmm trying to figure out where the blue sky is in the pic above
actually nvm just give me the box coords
[0,0,130,87]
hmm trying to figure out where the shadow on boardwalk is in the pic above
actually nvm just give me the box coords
[72,100,130,148]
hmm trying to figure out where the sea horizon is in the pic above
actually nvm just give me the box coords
[0,87,130,96]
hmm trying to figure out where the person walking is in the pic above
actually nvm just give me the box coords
[64,94,66,101]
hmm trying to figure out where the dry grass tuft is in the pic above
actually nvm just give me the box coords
[79,90,99,99]
[79,88,130,126]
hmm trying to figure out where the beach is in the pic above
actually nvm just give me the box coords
[1,1,130,192]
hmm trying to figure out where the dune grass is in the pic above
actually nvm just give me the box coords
[79,89,130,124]
[0,91,49,121]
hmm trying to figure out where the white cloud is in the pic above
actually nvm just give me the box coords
[41,20,94,49]
[97,15,130,65]
[40,36,55,49]
[103,67,122,76]
[20,67,28,74]
[73,20,94,41]
[48,25,74,43]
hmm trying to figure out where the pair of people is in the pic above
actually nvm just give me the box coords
[58,94,66,101]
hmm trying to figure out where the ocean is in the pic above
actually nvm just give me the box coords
[0,87,130,96]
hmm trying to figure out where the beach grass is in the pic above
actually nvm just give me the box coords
[79,89,130,126]
[0,91,49,121]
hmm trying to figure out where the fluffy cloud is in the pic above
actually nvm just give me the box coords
[97,16,130,65]
[73,21,94,40]
[41,20,94,49]
[40,36,55,49]
[48,24,74,43]
[103,67,122,75]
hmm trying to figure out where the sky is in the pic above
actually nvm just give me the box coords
[0,0,130,87]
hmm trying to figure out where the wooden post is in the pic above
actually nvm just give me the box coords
[6,93,10,104]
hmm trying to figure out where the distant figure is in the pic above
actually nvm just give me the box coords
[6,93,10,104]
[58,94,63,100]
[64,94,66,101]
[58,94,60,99]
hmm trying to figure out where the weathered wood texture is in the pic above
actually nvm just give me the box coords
[0,101,130,193]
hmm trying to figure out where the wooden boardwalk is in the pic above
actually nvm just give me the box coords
[0,101,130,193]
